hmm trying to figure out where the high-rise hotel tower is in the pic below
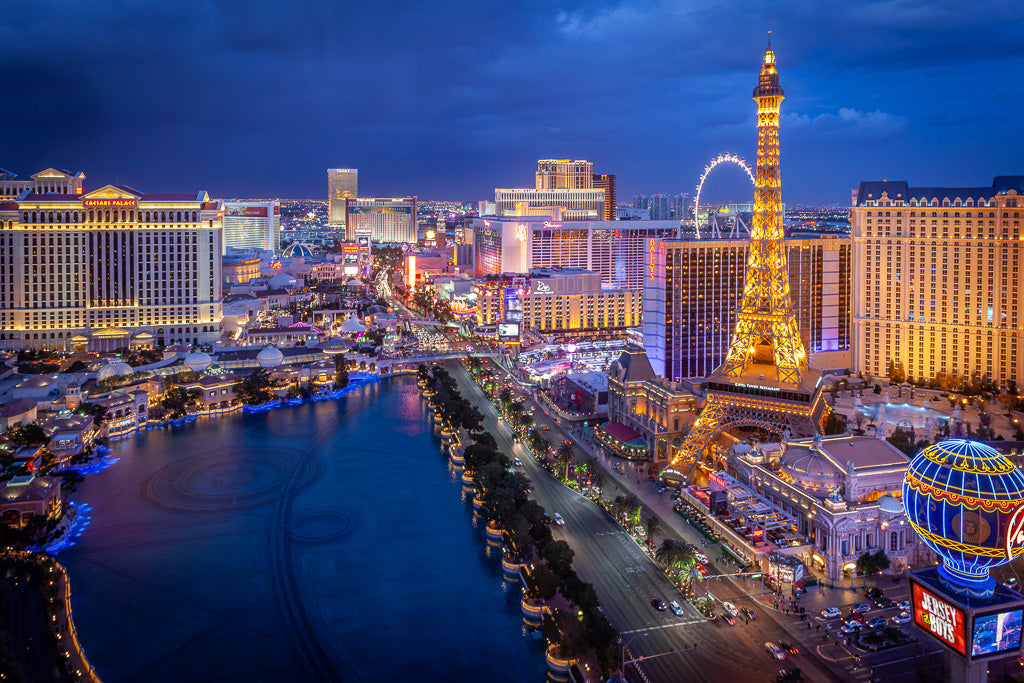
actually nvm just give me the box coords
[851,176,1024,386]
[0,181,223,351]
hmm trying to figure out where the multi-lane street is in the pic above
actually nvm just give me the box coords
[449,361,843,683]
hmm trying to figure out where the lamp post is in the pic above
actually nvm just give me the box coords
[620,632,648,672]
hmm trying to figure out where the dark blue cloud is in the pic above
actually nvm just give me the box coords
[1,0,1022,204]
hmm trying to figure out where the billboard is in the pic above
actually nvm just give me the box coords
[497,323,520,339]
[226,206,268,217]
[912,581,967,656]
[343,266,359,276]
[502,287,523,323]
[971,609,1024,659]
[357,235,370,247]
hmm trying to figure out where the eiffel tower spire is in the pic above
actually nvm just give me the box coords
[661,43,830,483]
[718,43,807,385]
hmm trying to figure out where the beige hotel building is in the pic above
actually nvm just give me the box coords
[851,176,1024,386]
[0,174,223,352]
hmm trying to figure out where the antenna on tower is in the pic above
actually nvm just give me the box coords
[767,30,772,49]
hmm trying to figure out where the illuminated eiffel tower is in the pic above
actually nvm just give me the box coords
[662,40,830,482]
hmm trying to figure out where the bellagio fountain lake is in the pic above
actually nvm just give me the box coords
[59,375,547,682]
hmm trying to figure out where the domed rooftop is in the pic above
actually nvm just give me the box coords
[268,272,297,290]
[97,361,133,382]
[877,493,903,514]
[282,242,315,259]
[320,337,349,354]
[183,351,212,372]
[256,346,284,368]
[781,445,841,491]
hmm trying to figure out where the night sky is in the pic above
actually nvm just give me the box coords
[2,1,1022,205]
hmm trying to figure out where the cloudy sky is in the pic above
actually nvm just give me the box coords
[2,0,1022,204]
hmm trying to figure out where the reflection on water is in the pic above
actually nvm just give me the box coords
[62,376,547,683]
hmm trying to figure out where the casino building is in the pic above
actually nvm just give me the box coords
[0,181,223,351]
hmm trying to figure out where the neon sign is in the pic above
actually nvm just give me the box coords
[1006,505,1024,561]
[84,198,137,208]
[913,582,966,655]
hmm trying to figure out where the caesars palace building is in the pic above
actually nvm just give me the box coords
[0,169,223,352]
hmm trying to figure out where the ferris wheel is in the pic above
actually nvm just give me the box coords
[693,153,755,239]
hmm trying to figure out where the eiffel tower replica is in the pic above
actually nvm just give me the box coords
[662,41,830,482]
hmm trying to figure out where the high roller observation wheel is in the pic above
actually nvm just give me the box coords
[693,153,755,238]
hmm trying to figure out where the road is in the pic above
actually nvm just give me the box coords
[449,361,843,683]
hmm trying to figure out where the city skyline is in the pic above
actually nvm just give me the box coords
[2,1,1022,204]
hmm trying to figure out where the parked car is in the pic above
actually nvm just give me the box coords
[892,612,912,625]
[821,607,842,619]
[764,642,786,661]
[651,597,667,611]
[851,603,871,613]
[669,601,684,616]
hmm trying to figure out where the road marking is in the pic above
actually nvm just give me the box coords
[620,619,704,634]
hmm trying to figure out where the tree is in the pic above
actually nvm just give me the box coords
[334,354,350,390]
[236,369,274,405]
[5,422,48,447]
[822,411,847,436]
[644,515,662,546]
[77,402,108,423]
[528,564,560,601]
[543,539,575,576]
[655,539,699,586]
[888,360,906,385]
[556,441,575,480]
[856,549,891,575]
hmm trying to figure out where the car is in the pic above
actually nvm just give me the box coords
[845,612,866,623]
[651,597,667,611]
[720,613,736,626]
[851,603,871,613]
[897,600,910,612]
[542,425,550,430]
[722,602,740,618]
[513,457,523,467]
[867,616,888,629]
[873,596,894,608]
[866,587,884,599]
[821,607,842,619]
[552,513,565,526]
[764,642,786,661]
[695,551,709,564]
[740,606,756,621]
[840,622,862,635]
[669,601,684,616]
[779,641,799,655]
[892,611,912,625]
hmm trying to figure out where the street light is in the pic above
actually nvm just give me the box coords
[620,632,648,671]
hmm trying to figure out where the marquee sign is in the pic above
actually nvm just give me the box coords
[84,198,137,208]
[913,582,967,656]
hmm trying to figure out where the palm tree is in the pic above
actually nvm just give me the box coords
[655,539,699,588]
[518,413,535,432]
[507,402,525,430]
[497,388,513,412]
[644,515,662,547]
[556,441,574,480]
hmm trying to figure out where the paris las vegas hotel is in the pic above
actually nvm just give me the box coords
[0,168,222,352]
[852,176,1024,387]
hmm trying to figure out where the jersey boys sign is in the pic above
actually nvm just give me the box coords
[913,582,966,655]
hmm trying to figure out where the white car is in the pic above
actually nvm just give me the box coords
[553,513,565,526]
[897,600,910,611]
[892,611,912,625]
[669,600,684,616]
[821,607,842,619]
[764,642,786,661]
[722,601,739,618]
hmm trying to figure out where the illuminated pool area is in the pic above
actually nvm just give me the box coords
[857,402,950,428]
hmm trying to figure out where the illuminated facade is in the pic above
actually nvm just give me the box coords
[327,168,358,224]
[0,184,223,351]
[850,176,1024,387]
[535,159,593,189]
[0,167,85,199]
[221,201,280,253]
[644,235,851,380]
[470,216,678,292]
[494,188,605,221]
[345,197,417,244]
[473,268,640,334]
[592,173,617,221]
[665,44,829,481]
[733,434,924,581]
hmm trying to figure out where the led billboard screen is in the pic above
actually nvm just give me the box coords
[497,323,519,339]
[912,581,967,656]
[971,610,1024,658]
